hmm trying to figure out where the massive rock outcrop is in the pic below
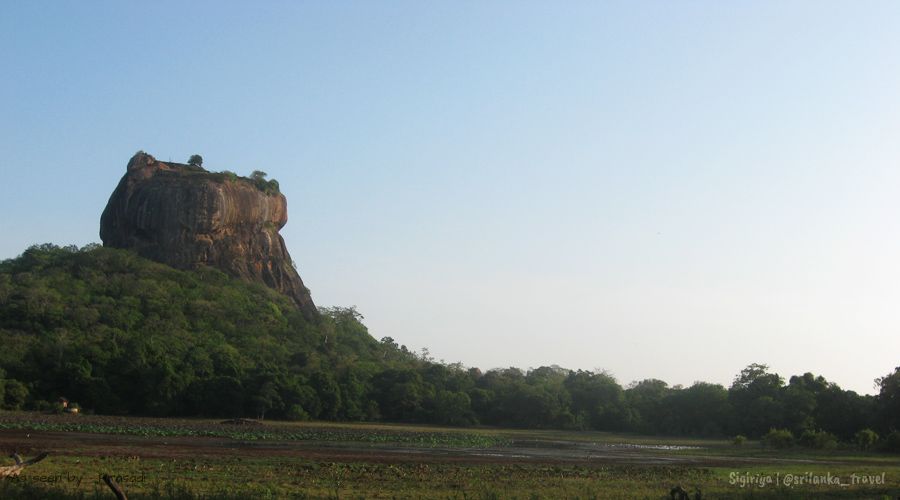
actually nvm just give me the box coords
[100,152,317,319]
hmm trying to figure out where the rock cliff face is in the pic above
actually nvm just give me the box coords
[100,152,317,319]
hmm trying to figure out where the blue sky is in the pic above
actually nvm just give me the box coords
[2,1,899,394]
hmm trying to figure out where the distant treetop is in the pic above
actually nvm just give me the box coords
[188,154,203,167]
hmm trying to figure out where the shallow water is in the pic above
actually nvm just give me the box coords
[599,443,703,451]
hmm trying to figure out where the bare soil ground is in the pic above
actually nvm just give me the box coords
[0,428,866,468]
[0,413,896,498]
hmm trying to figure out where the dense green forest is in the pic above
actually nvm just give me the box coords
[0,244,898,451]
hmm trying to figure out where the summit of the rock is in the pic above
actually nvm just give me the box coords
[100,152,317,318]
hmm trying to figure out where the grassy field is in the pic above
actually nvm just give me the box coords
[0,411,896,499]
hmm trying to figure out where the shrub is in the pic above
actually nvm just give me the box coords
[732,435,747,446]
[762,428,794,449]
[248,170,280,194]
[188,154,203,167]
[799,429,837,449]
[855,429,879,450]
[285,404,310,421]
[2,379,28,410]
[882,431,900,453]
[31,400,55,412]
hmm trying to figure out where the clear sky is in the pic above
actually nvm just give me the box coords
[2,1,899,395]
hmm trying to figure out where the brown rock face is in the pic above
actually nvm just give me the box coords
[100,152,317,319]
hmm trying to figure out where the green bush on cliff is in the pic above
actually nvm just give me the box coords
[201,169,279,194]
[249,170,280,195]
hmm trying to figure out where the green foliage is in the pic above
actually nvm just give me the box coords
[181,165,279,194]
[799,429,838,449]
[188,154,203,167]
[732,434,746,446]
[855,428,879,450]
[564,369,626,430]
[433,389,476,426]
[625,379,669,433]
[2,379,28,410]
[285,404,311,421]
[883,431,900,453]
[249,170,280,194]
[729,364,785,437]
[876,366,900,432]
[762,428,795,449]
[0,244,377,419]
[659,382,730,436]
[0,245,892,442]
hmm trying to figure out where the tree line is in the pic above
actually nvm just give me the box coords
[0,244,897,451]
